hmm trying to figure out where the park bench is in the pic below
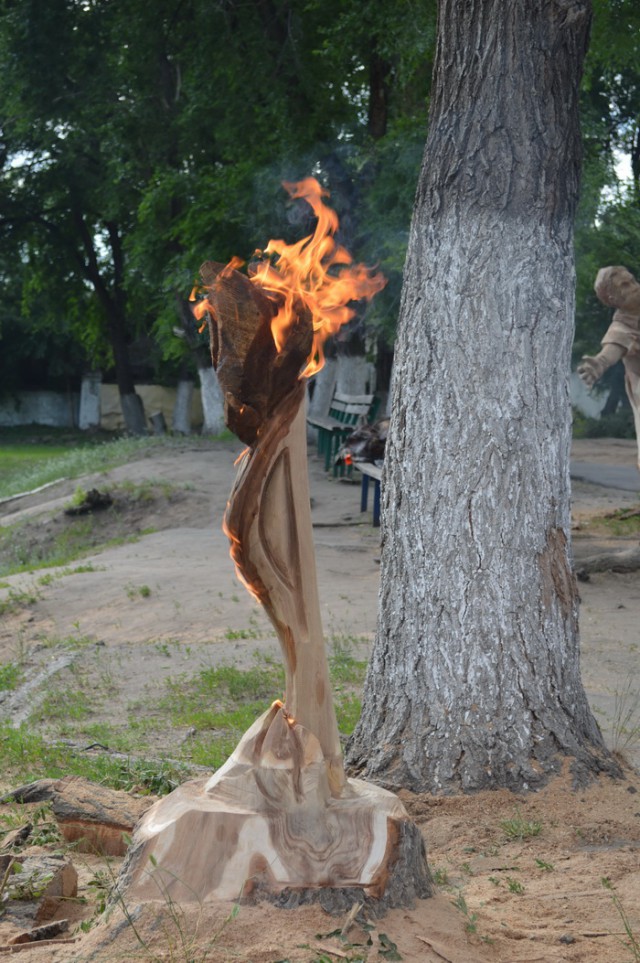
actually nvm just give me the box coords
[354,461,382,527]
[307,391,376,472]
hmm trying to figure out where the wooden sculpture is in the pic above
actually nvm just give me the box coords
[578,265,640,470]
[118,181,431,914]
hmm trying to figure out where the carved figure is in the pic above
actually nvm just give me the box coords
[577,266,640,469]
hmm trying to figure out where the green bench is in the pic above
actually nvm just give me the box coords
[307,391,376,473]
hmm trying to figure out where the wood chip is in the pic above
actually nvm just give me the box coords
[314,944,350,959]
[416,935,454,962]
[340,901,363,938]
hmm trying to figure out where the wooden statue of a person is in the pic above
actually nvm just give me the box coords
[577,265,640,469]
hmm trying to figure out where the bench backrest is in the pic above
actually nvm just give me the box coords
[329,392,374,426]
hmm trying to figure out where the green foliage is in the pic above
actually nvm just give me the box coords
[4,0,640,406]
[0,801,61,847]
[0,0,441,394]
[572,407,636,439]
[505,876,525,894]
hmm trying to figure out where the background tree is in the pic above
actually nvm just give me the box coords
[347,0,618,794]
[0,0,437,427]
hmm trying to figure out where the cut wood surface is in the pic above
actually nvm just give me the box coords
[7,855,77,922]
[122,702,432,912]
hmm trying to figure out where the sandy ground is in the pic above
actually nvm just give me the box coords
[0,436,639,961]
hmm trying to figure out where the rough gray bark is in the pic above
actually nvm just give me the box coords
[346,0,617,794]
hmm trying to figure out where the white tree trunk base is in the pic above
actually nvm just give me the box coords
[119,703,432,914]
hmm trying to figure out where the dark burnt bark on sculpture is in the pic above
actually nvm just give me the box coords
[199,260,313,444]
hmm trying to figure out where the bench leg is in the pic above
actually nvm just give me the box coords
[372,480,381,527]
[324,433,334,472]
[360,474,370,512]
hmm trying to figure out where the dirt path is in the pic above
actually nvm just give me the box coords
[0,437,638,961]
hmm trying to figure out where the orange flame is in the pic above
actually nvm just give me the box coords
[192,178,385,377]
[251,178,386,376]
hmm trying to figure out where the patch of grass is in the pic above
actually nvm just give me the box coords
[158,654,367,769]
[160,663,284,767]
[79,723,139,754]
[500,809,542,841]
[125,583,152,600]
[602,876,640,961]
[597,508,640,536]
[506,876,525,894]
[33,688,93,725]
[0,801,61,847]
[334,693,362,736]
[116,478,178,501]
[0,434,171,501]
[0,587,40,616]
[37,563,100,587]
[452,889,479,936]
[223,627,262,640]
[0,722,191,794]
[432,867,450,886]
[0,515,152,578]
[610,679,640,758]
[0,662,22,691]
[329,639,368,687]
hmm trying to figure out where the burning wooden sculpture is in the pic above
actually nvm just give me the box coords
[119,180,431,913]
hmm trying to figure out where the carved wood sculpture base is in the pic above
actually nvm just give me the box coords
[119,383,431,914]
[120,703,431,914]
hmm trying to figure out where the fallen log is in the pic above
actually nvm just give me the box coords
[576,544,640,576]
[0,776,155,856]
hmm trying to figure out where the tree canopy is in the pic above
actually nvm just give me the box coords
[0,0,639,421]
[0,0,435,413]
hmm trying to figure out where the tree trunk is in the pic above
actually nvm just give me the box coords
[197,364,225,436]
[347,0,617,794]
[173,296,225,435]
[172,378,194,434]
[336,354,376,396]
[72,211,146,436]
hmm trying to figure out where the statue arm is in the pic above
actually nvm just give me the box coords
[577,342,626,388]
